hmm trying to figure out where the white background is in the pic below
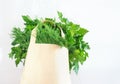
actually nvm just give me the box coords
[0,0,120,84]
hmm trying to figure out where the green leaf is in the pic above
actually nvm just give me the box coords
[22,15,33,23]
[78,28,89,36]
[15,58,21,67]
[73,61,79,74]
[57,11,63,18]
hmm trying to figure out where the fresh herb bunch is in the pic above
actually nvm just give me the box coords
[9,12,90,74]
[9,16,39,65]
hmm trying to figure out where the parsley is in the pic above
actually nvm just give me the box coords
[9,12,90,74]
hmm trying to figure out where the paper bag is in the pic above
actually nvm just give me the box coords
[20,28,71,84]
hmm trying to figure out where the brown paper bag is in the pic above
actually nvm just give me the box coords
[20,28,71,84]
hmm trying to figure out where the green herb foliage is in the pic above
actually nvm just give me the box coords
[9,12,90,74]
